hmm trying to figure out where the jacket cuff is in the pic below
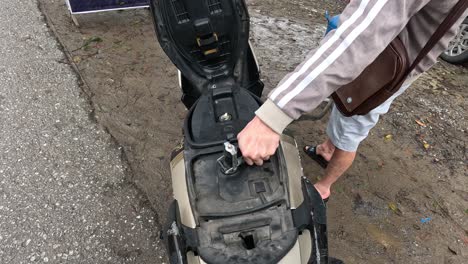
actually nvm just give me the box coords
[255,99,294,135]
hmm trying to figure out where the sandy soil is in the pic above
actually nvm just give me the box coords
[39,0,467,263]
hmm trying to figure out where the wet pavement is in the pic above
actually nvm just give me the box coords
[0,1,162,263]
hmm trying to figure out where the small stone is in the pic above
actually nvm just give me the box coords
[43,257,49,262]
[22,239,32,247]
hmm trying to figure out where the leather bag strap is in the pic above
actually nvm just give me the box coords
[408,0,468,73]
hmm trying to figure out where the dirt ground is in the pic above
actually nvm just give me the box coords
[39,0,467,263]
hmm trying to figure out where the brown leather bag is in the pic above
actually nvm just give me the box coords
[332,0,468,117]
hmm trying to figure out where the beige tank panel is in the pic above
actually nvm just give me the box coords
[280,135,304,208]
[277,231,312,264]
[186,252,208,264]
[186,252,200,264]
[298,230,312,263]
[277,237,301,264]
[170,152,197,228]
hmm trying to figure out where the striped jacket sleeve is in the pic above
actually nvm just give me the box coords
[255,0,431,134]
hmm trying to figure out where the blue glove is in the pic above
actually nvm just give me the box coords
[325,11,340,36]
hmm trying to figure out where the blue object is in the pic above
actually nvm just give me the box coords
[420,217,432,224]
[325,11,340,36]
[67,0,149,14]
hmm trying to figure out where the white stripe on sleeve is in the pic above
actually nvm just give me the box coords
[277,0,390,108]
[269,0,371,101]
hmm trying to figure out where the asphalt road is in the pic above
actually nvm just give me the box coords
[0,1,163,263]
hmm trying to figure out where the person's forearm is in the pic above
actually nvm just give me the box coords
[255,99,293,135]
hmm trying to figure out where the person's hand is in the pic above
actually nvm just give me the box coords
[237,116,281,166]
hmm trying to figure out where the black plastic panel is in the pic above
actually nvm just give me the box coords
[196,205,298,264]
[180,90,297,263]
[150,0,263,107]
[188,86,258,145]
[170,0,190,23]
[207,0,223,14]
[150,0,248,87]
[192,152,284,216]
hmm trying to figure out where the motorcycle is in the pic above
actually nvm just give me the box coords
[149,1,330,263]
